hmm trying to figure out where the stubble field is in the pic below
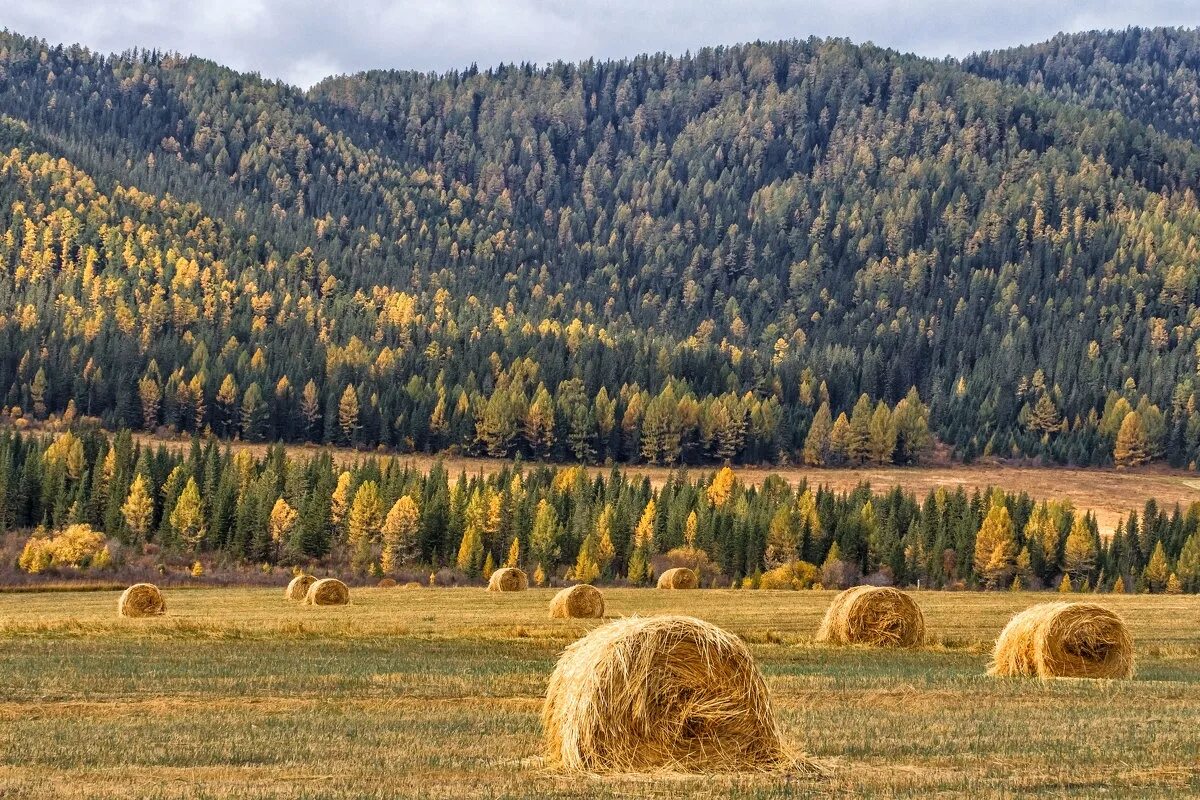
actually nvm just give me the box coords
[0,587,1198,799]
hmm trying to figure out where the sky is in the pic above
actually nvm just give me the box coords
[2,1,1196,89]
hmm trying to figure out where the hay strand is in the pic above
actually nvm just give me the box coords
[285,574,316,601]
[655,567,698,589]
[487,567,528,592]
[304,578,350,606]
[118,583,166,617]
[989,601,1134,679]
[543,615,798,774]
[815,585,926,648]
[549,584,605,619]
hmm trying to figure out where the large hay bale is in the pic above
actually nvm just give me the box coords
[487,567,528,592]
[549,584,605,619]
[989,601,1133,679]
[304,578,350,606]
[815,585,926,648]
[543,615,795,774]
[656,567,698,589]
[377,577,398,589]
[285,574,316,601]
[118,583,166,618]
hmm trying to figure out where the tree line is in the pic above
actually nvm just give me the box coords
[3,428,1198,593]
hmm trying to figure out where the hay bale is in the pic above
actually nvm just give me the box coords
[656,567,698,589]
[543,615,796,774]
[549,584,605,619]
[118,583,166,617]
[285,574,316,601]
[989,601,1133,679]
[487,567,528,592]
[402,581,423,589]
[815,585,926,648]
[377,577,398,588]
[304,578,350,606]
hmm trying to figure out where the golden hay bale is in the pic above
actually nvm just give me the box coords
[487,567,528,592]
[285,574,316,601]
[989,601,1133,679]
[377,577,398,588]
[543,615,796,774]
[304,578,350,606]
[656,567,698,589]
[815,585,926,648]
[118,583,166,618]
[549,584,605,619]
[402,581,423,589]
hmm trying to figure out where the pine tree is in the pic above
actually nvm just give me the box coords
[1062,516,1097,581]
[169,477,205,550]
[973,501,1016,589]
[1114,411,1150,467]
[504,535,520,568]
[121,473,154,542]
[846,394,874,464]
[1143,540,1170,592]
[802,401,833,466]
[1175,532,1200,591]
[268,497,298,548]
[1112,575,1126,594]
[1166,572,1183,594]
[1058,574,1073,593]
[381,495,420,571]
[338,385,360,445]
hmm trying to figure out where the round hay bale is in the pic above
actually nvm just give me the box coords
[989,601,1133,679]
[549,584,605,619]
[487,567,528,592]
[815,585,926,648]
[377,577,398,588]
[402,581,423,589]
[543,615,795,774]
[304,578,350,606]
[118,583,166,618]
[285,574,316,601]
[656,567,698,589]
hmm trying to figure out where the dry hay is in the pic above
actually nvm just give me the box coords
[549,584,605,619]
[815,585,926,648]
[989,601,1134,679]
[656,567,698,589]
[118,583,166,618]
[285,574,316,601]
[487,567,528,592]
[377,577,398,588]
[402,581,423,589]
[543,615,797,774]
[304,578,350,606]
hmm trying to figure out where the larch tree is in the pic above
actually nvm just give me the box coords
[973,501,1016,589]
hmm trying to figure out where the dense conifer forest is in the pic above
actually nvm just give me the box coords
[2,26,1200,470]
[3,429,1198,591]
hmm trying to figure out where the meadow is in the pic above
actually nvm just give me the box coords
[0,587,1198,799]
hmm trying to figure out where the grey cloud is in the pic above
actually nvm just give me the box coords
[2,0,1196,88]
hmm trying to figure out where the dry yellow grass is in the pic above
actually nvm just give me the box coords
[542,615,797,774]
[1,589,1197,798]
[116,583,165,617]
[989,601,1134,679]
[815,586,927,648]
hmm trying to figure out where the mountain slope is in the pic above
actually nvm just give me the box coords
[2,29,1200,468]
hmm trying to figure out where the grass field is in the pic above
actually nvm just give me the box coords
[1,587,1198,798]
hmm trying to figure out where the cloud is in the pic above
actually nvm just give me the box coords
[2,0,1196,88]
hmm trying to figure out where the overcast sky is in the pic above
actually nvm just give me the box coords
[2,1,1196,89]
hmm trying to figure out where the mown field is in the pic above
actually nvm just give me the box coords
[0,588,1198,799]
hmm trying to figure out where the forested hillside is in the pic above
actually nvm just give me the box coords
[3,27,1200,468]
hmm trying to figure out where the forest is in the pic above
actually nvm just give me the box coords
[2,28,1200,467]
[2,428,1197,592]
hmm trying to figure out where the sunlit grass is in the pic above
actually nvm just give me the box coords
[0,588,1197,798]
